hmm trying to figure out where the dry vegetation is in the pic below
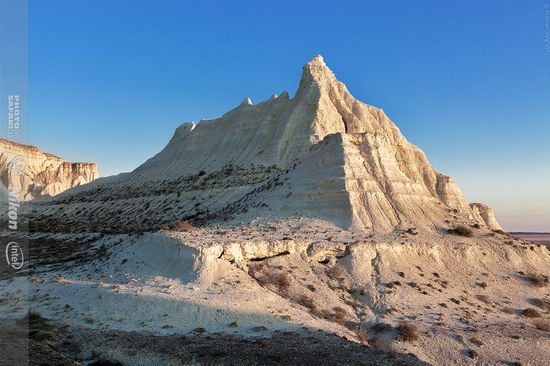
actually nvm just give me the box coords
[250,264,291,293]
[396,321,419,342]
[533,319,550,332]
[476,294,492,305]
[521,308,541,318]
[158,219,195,232]
[298,295,316,310]
[354,326,369,344]
[525,273,549,288]
[448,225,474,237]
[327,264,346,281]
[531,298,550,311]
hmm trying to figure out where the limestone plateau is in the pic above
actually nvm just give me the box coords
[32,55,500,233]
[0,138,98,201]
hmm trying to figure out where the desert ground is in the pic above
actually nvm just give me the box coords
[1,220,549,365]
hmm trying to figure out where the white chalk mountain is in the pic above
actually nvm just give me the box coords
[32,55,501,233]
[0,139,97,201]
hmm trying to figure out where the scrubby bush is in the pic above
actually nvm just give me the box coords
[476,294,492,305]
[158,219,195,232]
[170,220,195,232]
[371,322,392,334]
[533,319,550,332]
[448,225,474,237]
[525,273,549,288]
[354,326,369,344]
[521,308,541,318]
[531,298,550,311]
[406,227,418,235]
[298,295,316,310]
[251,264,291,293]
[466,349,479,359]
[396,321,419,341]
[330,306,348,324]
[327,264,346,281]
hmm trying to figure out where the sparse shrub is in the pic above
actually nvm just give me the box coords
[470,337,484,346]
[466,348,479,359]
[310,307,330,319]
[371,322,392,334]
[271,272,291,290]
[260,272,289,291]
[448,225,474,237]
[159,219,195,232]
[501,307,517,315]
[531,298,550,311]
[330,306,348,324]
[406,227,418,235]
[476,295,492,305]
[252,264,291,293]
[354,326,369,344]
[171,220,195,232]
[521,308,541,318]
[396,321,419,342]
[525,273,549,287]
[328,264,346,280]
[533,319,550,332]
[299,295,316,310]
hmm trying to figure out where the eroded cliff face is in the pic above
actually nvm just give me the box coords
[30,55,500,233]
[0,139,97,200]
[470,203,503,231]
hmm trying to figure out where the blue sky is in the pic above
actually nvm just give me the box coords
[28,0,550,231]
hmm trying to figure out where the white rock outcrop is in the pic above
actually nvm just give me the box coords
[32,55,500,233]
[470,203,503,231]
[0,139,98,200]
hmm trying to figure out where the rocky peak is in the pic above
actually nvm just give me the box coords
[29,56,501,233]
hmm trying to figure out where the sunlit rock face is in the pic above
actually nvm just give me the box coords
[470,203,503,231]
[29,55,500,233]
[0,139,97,201]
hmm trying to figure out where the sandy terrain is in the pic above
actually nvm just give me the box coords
[1,221,549,365]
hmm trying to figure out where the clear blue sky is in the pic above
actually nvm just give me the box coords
[29,0,550,231]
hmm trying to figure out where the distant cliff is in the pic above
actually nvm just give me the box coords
[0,138,97,201]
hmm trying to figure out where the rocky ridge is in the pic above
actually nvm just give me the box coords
[30,55,501,233]
[0,138,97,201]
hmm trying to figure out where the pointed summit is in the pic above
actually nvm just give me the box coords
[300,54,336,87]
[240,97,253,106]
[307,54,326,66]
